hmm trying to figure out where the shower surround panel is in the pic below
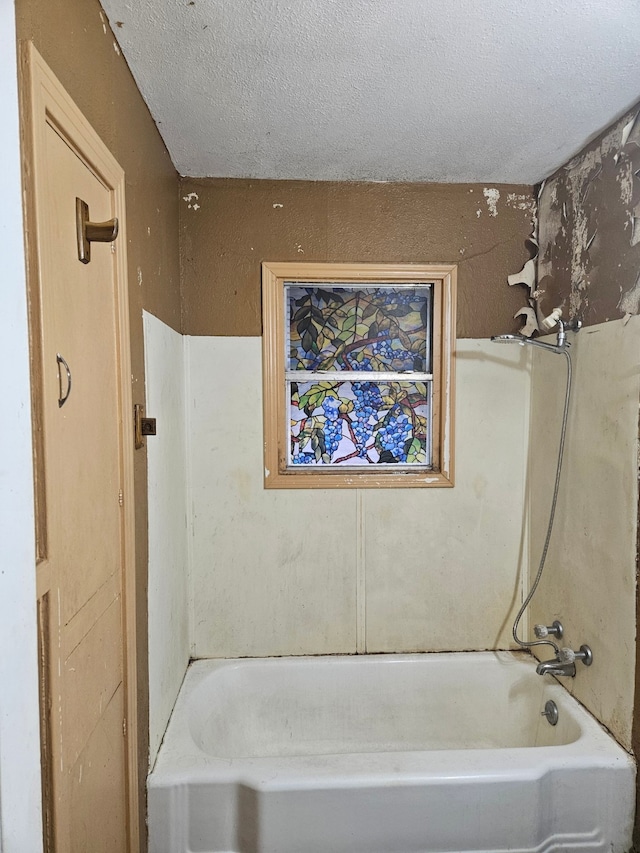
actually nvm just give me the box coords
[186,336,531,658]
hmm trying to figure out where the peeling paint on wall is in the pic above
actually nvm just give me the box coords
[618,270,640,318]
[506,192,536,221]
[537,104,640,326]
[182,192,200,211]
[483,188,500,217]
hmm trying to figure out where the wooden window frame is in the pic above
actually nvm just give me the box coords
[262,262,456,489]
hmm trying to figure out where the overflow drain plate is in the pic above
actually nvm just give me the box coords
[541,699,559,726]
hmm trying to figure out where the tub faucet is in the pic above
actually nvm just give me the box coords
[536,645,593,678]
[536,658,576,678]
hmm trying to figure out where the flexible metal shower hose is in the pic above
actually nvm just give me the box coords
[512,348,572,655]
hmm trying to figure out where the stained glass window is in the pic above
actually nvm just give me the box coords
[262,263,456,489]
[286,284,433,468]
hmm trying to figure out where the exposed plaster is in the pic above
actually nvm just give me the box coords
[483,188,500,217]
[618,270,640,317]
[506,192,536,220]
[538,108,640,324]
[182,192,200,210]
[537,178,563,284]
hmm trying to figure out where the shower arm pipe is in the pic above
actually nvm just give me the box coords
[511,347,572,655]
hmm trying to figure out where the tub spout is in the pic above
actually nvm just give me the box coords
[536,645,593,678]
[535,658,576,678]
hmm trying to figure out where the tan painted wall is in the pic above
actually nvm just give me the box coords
[537,103,640,327]
[179,178,536,337]
[16,0,181,843]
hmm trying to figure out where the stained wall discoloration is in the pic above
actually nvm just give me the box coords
[179,178,536,338]
[537,104,640,326]
[16,0,181,843]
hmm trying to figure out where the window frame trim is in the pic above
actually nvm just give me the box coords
[262,262,457,489]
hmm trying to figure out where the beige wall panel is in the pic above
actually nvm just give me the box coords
[188,337,529,657]
[365,339,530,652]
[69,684,127,853]
[143,312,190,767]
[179,178,535,338]
[188,336,358,658]
[529,318,639,750]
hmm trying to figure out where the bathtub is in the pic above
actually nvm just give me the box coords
[148,651,635,853]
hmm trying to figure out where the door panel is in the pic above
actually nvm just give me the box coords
[24,45,137,852]
[41,125,122,627]
[69,684,128,853]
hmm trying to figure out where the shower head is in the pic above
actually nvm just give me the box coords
[491,319,581,354]
[490,333,567,354]
[491,334,525,344]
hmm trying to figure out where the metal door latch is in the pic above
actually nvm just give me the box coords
[76,197,118,264]
[134,403,156,449]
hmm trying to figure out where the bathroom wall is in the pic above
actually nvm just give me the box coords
[187,337,531,657]
[143,313,189,767]
[531,104,640,755]
[16,0,182,830]
[528,319,639,750]
[179,178,536,338]
[180,178,536,657]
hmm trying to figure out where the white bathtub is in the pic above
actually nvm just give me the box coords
[148,652,635,853]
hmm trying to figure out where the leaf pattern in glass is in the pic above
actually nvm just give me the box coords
[289,380,429,466]
[287,284,431,372]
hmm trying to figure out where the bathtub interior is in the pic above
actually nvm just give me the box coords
[148,652,636,853]
[187,653,582,759]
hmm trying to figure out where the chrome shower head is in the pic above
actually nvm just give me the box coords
[491,334,525,344]
[491,322,581,354]
[491,319,581,353]
[490,334,565,354]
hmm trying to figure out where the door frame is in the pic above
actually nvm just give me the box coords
[19,42,139,852]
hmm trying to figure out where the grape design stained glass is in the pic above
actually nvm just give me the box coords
[286,283,433,467]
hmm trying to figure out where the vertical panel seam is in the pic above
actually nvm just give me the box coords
[356,490,366,653]
[183,334,196,658]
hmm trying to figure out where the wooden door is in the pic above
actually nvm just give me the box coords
[21,45,138,852]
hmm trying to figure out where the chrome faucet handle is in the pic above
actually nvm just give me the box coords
[559,644,593,666]
[534,620,563,639]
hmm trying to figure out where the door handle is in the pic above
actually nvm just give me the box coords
[56,353,72,408]
[76,197,118,264]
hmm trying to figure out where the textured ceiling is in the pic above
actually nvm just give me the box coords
[100,0,640,183]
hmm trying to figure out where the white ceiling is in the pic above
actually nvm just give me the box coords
[100,0,640,184]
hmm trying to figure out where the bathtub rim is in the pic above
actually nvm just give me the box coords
[148,650,635,791]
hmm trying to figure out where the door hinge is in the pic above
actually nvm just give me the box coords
[118,490,124,507]
[123,717,127,738]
